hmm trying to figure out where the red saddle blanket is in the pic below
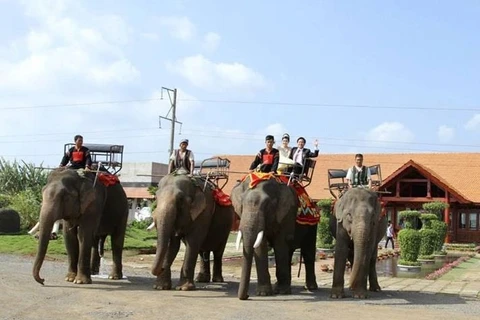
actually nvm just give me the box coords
[97,172,120,187]
[212,188,232,206]
[240,173,320,225]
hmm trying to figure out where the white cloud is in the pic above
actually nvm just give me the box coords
[437,125,454,142]
[159,16,196,41]
[202,32,221,52]
[140,32,159,41]
[0,0,139,93]
[465,114,480,131]
[364,122,415,144]
[167,54,269,93]
[262,123,288,140]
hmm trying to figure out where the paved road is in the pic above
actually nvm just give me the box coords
[1,253,479,320]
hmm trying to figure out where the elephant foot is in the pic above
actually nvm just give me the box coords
[304,281,319,291]
[73,275,92,284]
[369,285,382,292]
[211,274,224,283]
[256,284,274,296]
[273,282,291,295]
[175,282,196,291]
[65,272,76,282]
[330,287,346,299]
[153,279,172,290]
[91,268,99,275]
[108,272,123,280]
[238,294,250,301]
[351,289,368,299]
[195,272,211,283]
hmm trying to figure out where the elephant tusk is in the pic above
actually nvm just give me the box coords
[146,221,156,231]
[235,230,242,251]
[253,231,264,249]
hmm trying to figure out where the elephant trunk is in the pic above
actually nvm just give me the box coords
[32,211,56,285]
[151,214,174,276]
[237,211,264,300]
[349,230,369,290]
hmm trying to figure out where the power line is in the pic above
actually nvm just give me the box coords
[1,96,480,112]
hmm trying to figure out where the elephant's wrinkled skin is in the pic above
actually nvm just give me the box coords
[231,176,318,300]
[329,187,387,298]
[33,168,129,285]
[150,173,233,291]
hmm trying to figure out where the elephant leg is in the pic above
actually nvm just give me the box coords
[211,247,226,283]
[63,222,79,282]
[154,235,181,290]
[195,251,211,283]
[301,225,318,291]
[254,239,273,296]
[91,235,101,275]
[74,225,94,284]
[331,229,349,298]
[176,242,199,291]
[273,239,291,295]
[109,229,125,280]
[368,247,381,292]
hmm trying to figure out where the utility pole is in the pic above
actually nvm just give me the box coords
[159,87,182,162]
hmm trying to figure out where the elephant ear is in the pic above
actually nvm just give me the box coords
[189,188,206,221]
[276,184,298,224]
[80,180,97,214]
[230,182,244,217]
[335,195,352,226]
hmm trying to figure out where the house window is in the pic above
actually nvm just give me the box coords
[469,213,478,231]
[459,213,467,229]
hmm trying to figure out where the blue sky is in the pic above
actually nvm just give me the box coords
[1,0,480,167]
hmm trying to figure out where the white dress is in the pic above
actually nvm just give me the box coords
[278,146,294,172]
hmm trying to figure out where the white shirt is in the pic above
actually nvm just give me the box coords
[294,148,304,164]
[386,225,394,237]
[346,165,371,183]
[170,149,194,162]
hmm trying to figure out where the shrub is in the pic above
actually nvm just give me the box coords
[316,199,334,249]
[398,228,422,264]
[7,189,43,230]
[422,201,449,220]
[129,217,153,230]
[418,228,437,259]
[431,220,448,254]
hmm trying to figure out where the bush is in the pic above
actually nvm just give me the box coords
[129,217,153,230]
[422,201,449,220]
[399,210,420,229]
[8,189,43,230]
[418,228,437,259]
[316,199,334,249]
[431,220,448,254]
[398,228,422,264]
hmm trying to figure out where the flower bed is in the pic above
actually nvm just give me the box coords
[424,255,471,280]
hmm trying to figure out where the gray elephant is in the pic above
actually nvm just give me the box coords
[150,171,233,290]
[329,187,387,298]
[231,175,319,300]
[33,168,129,285]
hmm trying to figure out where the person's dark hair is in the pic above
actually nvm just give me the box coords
[355,153,363,159]
[74,135,83,142]
[297,137,306,143]
[265,135,275,141]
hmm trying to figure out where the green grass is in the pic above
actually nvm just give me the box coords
[0,226,159,256]
[439,256,480,281]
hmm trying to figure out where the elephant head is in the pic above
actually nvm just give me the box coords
[150,174,207,277]
[333,187,384,292]
[33,168,97,285]
[231,177,298,300]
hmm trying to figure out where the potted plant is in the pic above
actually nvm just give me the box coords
[422,201,449,257]
[397,210,422,270]
[316,198,335,252]
[418,213,438,264]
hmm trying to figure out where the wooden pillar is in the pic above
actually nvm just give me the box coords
[444,190,450,243]
[396,181,400,197]
[427,179,431,198]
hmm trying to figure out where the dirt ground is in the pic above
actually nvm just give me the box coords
[1,252,479,320]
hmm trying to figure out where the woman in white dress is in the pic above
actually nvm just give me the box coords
[277,133,294,173]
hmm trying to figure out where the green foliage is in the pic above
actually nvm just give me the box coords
[418,228,437,259]
[0,158,48,230]
[398,259,421,266]
[398,228,421,265]
[431,220,448,253]
[398,210,420,229]
[422,201,449,219]
[7,189,43,230]
[129,217,153,230]
[420,213,438,229]
[316,199,334,248]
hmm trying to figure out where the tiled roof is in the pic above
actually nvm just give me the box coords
[123,187,155,199]
[216,152,480,203]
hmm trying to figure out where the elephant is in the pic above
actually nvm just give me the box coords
[329,187,387,298]
[231,175,319,300]
[150,170,233,291]
[32,168,129,285]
